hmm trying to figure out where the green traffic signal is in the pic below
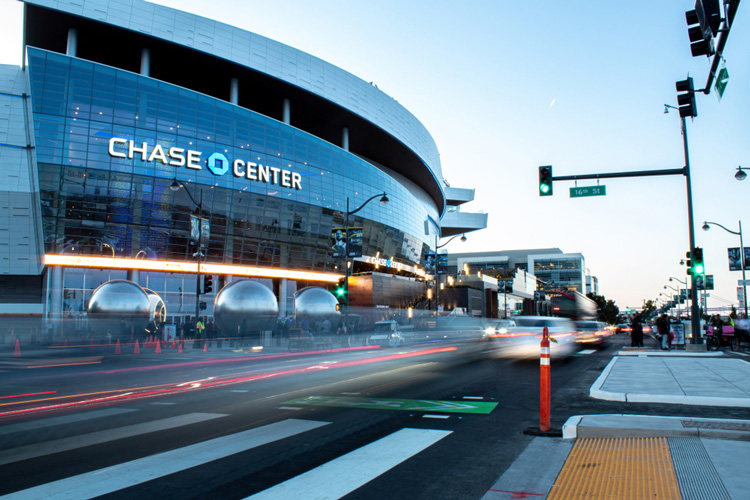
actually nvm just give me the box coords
[538,166,553,197]
[691,247,704,275]
[335,286,346,297]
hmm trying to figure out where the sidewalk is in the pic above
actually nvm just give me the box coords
[483,348,750,499]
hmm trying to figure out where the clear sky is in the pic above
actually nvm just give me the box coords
[1,1,748,313]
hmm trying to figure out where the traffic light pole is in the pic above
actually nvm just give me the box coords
[543,118,701,342]
[680,114,702,344]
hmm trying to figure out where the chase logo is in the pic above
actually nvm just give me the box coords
[207,152,229,176]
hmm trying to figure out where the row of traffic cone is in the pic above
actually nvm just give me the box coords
[112,338,208,354]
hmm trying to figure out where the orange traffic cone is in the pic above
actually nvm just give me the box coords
[178,342,183,353]
[13,338,20,358]
[115,339,121,355]
[134,339,140,354]
[155,339,162,354]
[203,343,207,353]
[171,338,177,349]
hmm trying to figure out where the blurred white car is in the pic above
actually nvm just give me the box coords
[573,320,613,346]
[495,316,579,359]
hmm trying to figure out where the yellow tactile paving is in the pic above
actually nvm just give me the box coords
[547,437,681,500]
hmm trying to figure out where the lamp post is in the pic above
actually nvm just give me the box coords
[664,284,680,317]
[703,220,747,318]
[171,179,205,342]
[735,166,747,181]
[669,277,687,318]
[434,234,466,314]
[343,193,389,340]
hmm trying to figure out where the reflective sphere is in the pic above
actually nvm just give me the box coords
[214,279,278,334]
[294,287,340,322]
[143,288,167,326]
[88,280,151,338]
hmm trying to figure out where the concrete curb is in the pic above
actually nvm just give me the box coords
[589,357,623,402]
[563,414,750,440]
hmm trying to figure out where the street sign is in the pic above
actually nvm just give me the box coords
[715,64,729,101]
[570,186,606,198]
[739,280,750,286]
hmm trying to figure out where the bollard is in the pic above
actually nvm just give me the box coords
[540,326,551,432]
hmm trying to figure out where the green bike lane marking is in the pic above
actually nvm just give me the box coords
[282,396,498,414]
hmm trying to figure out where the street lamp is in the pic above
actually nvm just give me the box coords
[736,166,747,181]
[342,193,389,339]
[171,179,205,342]
[703,220,747,318]
[433,234,467,313]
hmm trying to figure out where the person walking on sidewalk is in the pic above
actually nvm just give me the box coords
[630,314,644,347]
[657,313,671,350]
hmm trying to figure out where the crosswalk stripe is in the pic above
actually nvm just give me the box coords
[0,408,136,437]
[3,418,330,499]
[246,427,452,499]
[0,412,227,466]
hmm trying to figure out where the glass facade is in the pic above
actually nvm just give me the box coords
[533,256,584,294]
[28,48,437,275]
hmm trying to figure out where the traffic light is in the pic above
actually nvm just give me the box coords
[335,278,347,299]
[692,247,704,275]
[538,166,553,196]
[676,78,697,118]
[203,275,213,294]
[685,0,721,57]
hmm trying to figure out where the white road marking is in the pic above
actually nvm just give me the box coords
[229,390,250,392]
[462,396,484,400]
[0,408,137,436]
[0,413,227,466]
[578,349,597,355]
[340,392,360,395]
[3,418,329,499]
[246,428,452,499]
[278,406,303,411]
[149,402,176,405]
[422,414,450,419]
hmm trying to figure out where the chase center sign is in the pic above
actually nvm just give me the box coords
[108,138,302,190]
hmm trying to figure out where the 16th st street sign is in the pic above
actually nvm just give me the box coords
[570,185,606,198]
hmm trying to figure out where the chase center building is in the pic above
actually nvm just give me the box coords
[0,0,486,330]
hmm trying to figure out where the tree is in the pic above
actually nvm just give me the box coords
[587,293,620,325]
[641,300,656,319]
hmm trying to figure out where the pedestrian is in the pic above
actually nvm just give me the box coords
[657,314,670,350]
[630,314,644,347]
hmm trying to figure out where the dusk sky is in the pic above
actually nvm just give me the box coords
[1,1,748,312]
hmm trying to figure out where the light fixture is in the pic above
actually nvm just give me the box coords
[170,179,181,192]
[460,234,467,242]
[379,193,389,204]
[702,222,710,231]
[736,166,747,181]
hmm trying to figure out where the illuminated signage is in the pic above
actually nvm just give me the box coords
[361,255,425,277]
[108,138,302,190]
[44,255,340,282]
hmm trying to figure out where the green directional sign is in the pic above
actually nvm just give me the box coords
[569,186,606,198]
[715,65,729,101]
[283,396,498,414]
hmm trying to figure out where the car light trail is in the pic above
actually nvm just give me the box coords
[0,345,459,419]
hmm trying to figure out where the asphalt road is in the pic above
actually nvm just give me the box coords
[1,333,745,499]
